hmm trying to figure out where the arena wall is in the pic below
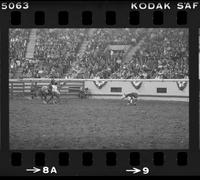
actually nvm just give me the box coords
[84,79,189,102]
[9,79,189,102]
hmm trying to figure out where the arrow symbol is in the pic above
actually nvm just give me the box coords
[26,167,41,174]
[126,167,141,174]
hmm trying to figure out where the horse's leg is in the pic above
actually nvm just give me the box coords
[41,92,47,104]
[54,93,59,104]
[44,94,48,104]
[51,94,54,104]
[56,93,60,104]
[127,97,130,105]
[30,91,33,99]
[40,92,43,101]
[47,94,53,104]
[31,90,36,99]
[52,94,56,104]
[46,94,50,104]
[134,98,137,105]
[39,91,43,100]
[43,95,47,104]
[53,94,57,104]
[54,96,56,104]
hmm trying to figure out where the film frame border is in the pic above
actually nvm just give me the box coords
[0,0,199,176]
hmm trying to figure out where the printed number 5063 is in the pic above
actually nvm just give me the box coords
[1,2,29,10]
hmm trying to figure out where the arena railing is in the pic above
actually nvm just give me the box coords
[9,78,189,82]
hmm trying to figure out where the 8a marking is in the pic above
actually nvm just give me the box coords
[26,166,57,174]
[43,166,57,174]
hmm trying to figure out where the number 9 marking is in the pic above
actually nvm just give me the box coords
[143,167,149,174]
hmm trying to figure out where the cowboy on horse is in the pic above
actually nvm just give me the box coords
[48,78,56,92]
[30,78,61,104]
[47,79,61,104]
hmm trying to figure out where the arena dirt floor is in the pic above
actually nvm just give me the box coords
[9,97,189,150]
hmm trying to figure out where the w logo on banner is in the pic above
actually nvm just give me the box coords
[131,81,142,90]
[93,80,107,89]
[176,81,187,91]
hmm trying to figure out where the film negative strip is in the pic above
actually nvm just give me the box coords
[0,0,199,176]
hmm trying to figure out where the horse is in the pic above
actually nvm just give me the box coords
[40,86,52,104]
[46,84,61,104]
[31,81,65,104]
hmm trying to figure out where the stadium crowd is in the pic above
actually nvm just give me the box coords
[9,28,189,79]
[9,29,30,78]
[20,29,85,78]
[109,29,188,79]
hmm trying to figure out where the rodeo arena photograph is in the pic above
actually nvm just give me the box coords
[9,28,189,150]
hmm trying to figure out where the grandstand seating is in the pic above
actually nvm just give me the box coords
[25,29,37,59]
[9,28,189,79]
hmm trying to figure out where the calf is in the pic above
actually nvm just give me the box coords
[121,92,138,105]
